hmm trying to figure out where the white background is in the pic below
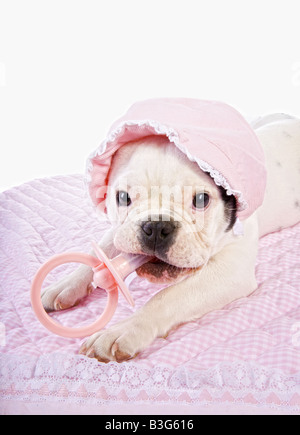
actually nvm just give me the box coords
[0,0,299,192]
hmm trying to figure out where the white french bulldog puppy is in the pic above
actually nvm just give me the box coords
[42,116,300,363]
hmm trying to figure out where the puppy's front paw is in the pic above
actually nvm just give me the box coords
[79,317,154,363]
[41,276,93,312]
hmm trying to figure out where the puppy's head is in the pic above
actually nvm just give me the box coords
[105,136,237,284]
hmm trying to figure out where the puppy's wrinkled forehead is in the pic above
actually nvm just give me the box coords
[108,135,218,193]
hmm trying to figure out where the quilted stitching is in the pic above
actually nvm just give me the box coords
[0,175,300,412]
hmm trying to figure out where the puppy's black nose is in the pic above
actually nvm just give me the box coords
[140,218,177,253]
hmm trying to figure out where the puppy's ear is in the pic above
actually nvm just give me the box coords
[218,186,237,232]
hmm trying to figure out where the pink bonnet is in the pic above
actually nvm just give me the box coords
[86,98,267,220]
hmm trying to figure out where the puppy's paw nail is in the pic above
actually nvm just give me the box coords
[111,342,119,356]
[54,300,62,311]
[79,344,87,354]
[86,348,95,358]
[54,298,67,310]
[112,343,132,363]
[54,298,73,311]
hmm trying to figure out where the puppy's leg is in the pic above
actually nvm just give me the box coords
[41,263,94,312]
[81,217,259,362]
[41,228,116,311]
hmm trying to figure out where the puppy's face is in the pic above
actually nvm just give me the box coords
[105,136,236,284]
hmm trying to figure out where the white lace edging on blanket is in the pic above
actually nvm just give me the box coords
[1,353,299,410]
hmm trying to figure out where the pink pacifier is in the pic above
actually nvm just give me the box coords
[30,241,150,338]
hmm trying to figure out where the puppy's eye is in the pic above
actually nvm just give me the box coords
[116,191,132,207]
[193,193,210,209]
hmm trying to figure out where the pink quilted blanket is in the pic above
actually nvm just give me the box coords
[1,175,300,415]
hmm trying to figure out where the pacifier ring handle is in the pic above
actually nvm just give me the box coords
[30,252,119,338]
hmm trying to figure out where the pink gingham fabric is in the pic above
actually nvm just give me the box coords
[1,175,300,415]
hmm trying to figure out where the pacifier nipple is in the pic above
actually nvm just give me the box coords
[91,242,151,307]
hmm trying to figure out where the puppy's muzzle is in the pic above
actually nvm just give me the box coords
[140,215,178,255]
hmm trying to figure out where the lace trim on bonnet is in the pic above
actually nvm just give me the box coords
[86,119,248,212]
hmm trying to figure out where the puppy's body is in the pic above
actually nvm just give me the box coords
[42,117,300,362]
[256,118,300,236]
